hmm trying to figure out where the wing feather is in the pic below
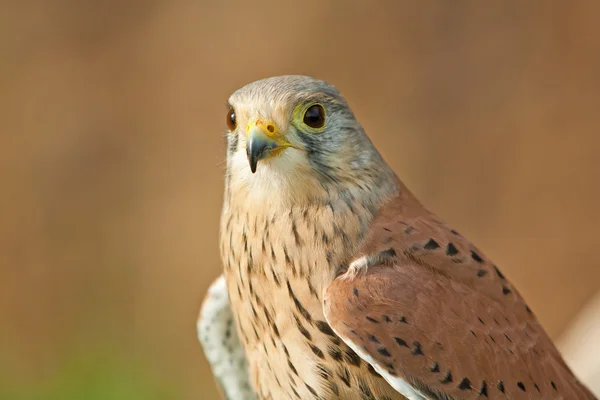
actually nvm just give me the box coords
[323,195,596,400]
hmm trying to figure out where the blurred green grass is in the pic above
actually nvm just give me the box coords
[0,348,181,400]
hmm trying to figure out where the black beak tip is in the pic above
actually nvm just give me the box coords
[247,148,258,173]
[247,134,278,174]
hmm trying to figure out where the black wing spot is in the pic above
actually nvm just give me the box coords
[353,287,359,297]
[377,347,391,357]
[399,316,408,324]
[471,251,484,263]
[411,341,424,356]
[368,334,380,343]
[440,370,453,384]
[493,265,505,279]
[497,381,505,393]
[502,285,512,295]
[551,381,557,390]
[394,337,409,347]
[446,243,459,256]
[479,381,488,397]
[424,239,441,250]
[458,378,472,390]
[380,248,397,258]
[430,362,440,373]
[477,269,488,277]
[366,316,379,323]
[517,381,526,392]
[385,363,396,375]
[383,315,392,322]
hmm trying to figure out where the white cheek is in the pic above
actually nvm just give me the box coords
[228,148,315,207]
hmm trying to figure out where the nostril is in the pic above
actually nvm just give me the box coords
[267,125,275,133]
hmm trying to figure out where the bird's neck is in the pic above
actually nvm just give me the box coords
[221,171,404,282]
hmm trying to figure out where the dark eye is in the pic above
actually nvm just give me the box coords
[226,108,237,131]
[303,104,326,129]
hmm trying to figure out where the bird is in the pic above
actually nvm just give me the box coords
[198,75,596,400]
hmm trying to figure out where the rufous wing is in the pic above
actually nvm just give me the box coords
[323,194,596,400]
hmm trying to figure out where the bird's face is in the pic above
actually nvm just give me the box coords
[223,76,392,207]
[233,100,327,175]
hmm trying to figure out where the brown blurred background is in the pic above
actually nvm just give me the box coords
[1,1,600,399]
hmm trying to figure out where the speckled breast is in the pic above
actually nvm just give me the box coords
[219,203,405,400]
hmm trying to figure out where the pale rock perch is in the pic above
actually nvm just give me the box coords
[198,75,596,399]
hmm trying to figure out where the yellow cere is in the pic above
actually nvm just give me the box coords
[245,118,292,155]
[246,118,280,139]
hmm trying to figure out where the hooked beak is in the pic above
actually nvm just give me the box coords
[245,119,289,173]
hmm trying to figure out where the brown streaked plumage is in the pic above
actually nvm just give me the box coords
[199,75,595,400]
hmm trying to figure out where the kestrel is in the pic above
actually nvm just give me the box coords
[198,76,595,400]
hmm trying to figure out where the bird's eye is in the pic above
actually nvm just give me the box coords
[302,104,326,129]
[226,108,237,131]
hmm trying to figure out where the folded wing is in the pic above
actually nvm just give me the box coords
[323,195,596,400]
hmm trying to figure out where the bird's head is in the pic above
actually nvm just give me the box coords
[224,75,397,208]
